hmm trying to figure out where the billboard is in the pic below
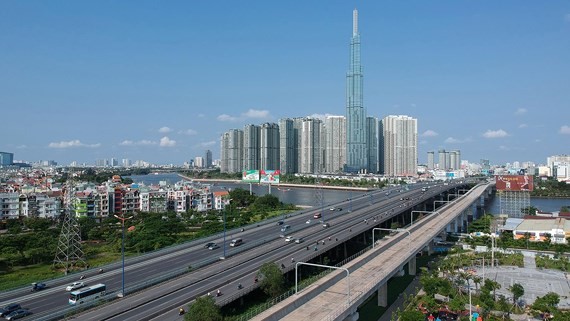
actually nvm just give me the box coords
[242,170,260,183]
[260,170,280,184]
[495,175,533,191]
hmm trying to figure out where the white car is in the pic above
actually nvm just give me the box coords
[285,236,294,242]
[66,281,85,292]
[305,219,311,224]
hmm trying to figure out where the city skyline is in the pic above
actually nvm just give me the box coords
[1,1,569,166]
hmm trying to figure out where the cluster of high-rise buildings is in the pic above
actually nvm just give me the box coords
[220,10,418,177]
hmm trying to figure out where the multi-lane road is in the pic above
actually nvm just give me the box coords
[0,180,468,320]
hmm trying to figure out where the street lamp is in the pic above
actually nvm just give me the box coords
[372,227,411,251]
[114,214,133,298]
[222,199,233,259]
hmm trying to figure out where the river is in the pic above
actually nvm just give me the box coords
[128,173,570,212]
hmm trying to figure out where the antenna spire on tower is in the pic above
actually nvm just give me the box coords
[353,8,358,35]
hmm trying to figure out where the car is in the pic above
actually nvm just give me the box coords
[294,237,304,244]
[0,304,21,317]
[207,243,219,250]
[305,219,311,224]
[322,223,330,228]
[31,282,47,292]
[285,236,293,242]
[313,213,322,219]
[204,242,216,249]
[329,207,336,211]
[276,220,284,225]
[280,225,291,233]
[66,281,85,292]
[5,309,32,321]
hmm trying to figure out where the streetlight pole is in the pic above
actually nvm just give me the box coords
[114,214,132,298]
[222,199,232,259]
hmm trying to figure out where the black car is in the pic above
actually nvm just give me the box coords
[204,242,216,249]
[31,282,47,292]
[276,220,284,225]
[5,309,32,320]
[0,303,21,317]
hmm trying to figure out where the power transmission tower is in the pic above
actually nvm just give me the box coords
[53,177,87,274]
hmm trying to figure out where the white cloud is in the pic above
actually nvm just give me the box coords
[565,13,570,22]
[48,140,100,148]
[159,136,176,147]
[16,145,27,149]
[217,114,239,122]
[200,141,216,147]
[421,130,438,137]
[444,137,462,144]
[158,126,172,133]
[514,108,527,115]
[217,109,272,122]
[119,140,156,146]
[243,109,270,118]
[197,114,205,118]
[179,129,198,136]
[518,123,527,128]
[499,145,510,151]
[482,129,508,138]
[560,125,570,134]
[308,113,339,120]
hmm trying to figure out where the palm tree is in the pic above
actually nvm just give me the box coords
[509,283,525,309]
[472,275,483,292]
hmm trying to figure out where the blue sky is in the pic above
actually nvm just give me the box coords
[1,1,569,166]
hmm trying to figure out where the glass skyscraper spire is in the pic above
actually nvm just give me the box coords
[346,8,368,173]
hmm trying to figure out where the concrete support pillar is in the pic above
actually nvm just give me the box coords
[408,256,417,275]
[426,244,434,256]
[377,282,388,307]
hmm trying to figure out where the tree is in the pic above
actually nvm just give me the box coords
[257,262,285,298]
[509,283,525,306]
[531,292,560,314]
[483,279,501,301]
[184,296,222,321]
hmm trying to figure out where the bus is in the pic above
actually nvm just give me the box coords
[69,283,106,305]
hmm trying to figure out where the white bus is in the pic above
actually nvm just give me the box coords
[69,283,106,305]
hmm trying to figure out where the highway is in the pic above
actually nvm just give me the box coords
[0,181,468,320]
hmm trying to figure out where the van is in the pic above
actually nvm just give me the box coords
[280,225,291,233]
[229,238,243,247]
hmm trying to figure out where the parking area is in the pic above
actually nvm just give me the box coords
[473,266,570,308]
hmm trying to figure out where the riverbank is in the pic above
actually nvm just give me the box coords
[178,174,374,192]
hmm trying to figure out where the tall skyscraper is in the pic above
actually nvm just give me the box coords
[205,150,212,168]
[243,124,261,171]
[438,149,447,170]
[260,123,280,170]
[427,151,435,170]
[325,116,346,173]
[300,118,322,174]
[279,118,296,174]
[220,129,243,173]
[366,116,378,173]
[345,8,368,173]
[381,115,418,177]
